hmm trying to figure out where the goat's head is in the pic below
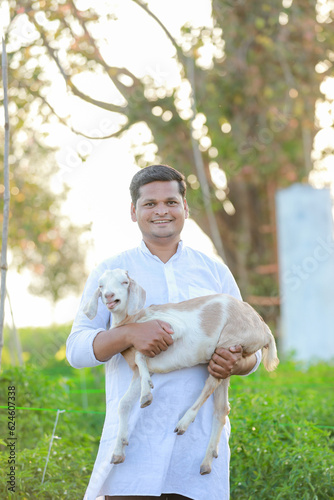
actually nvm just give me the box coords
[83,269,146,320]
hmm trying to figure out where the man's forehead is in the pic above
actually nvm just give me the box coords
[138,180,181,200]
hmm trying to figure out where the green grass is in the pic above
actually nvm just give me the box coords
[0,325,333,499]
[229,362,334,499]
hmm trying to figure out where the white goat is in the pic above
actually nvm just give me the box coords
[84,268,279,475]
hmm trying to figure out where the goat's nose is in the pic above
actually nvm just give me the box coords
[104,292,115,299]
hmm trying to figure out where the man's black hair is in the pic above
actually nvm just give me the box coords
[130,164,187,206]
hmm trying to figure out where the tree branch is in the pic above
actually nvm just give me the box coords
[32,22,128,114]
[28,86,131,140]
[66,0,142,96]
[185,54,227,261]
[131,0,187,66]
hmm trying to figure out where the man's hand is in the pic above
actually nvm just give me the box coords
[93,320,174,362]
[208,345,258,379]
[128,320,174,357]
[208,345,244,379]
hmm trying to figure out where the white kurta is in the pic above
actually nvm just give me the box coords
[66,241,261,500]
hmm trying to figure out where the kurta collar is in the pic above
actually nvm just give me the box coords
[140,240,184,263]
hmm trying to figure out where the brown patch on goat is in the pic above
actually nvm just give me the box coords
[116,309,147,328]
[200,302,223,337]
[230,300,262,331]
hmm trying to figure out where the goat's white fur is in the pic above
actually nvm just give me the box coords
[84,268,279,475]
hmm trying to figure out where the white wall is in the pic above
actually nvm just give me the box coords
[276,184,334,362]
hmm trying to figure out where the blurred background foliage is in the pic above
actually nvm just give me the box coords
[0,74,89,301]
[1,0,333,319]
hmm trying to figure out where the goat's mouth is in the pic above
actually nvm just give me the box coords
[106,299,120,310]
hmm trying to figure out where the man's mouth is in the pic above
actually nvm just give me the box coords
[152,220,172,224]
[106,299,120,310]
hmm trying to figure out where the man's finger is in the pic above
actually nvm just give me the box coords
[164,334,174,346]
[208,360,229,379]
[212,349,231,363]
[158,337,172,350]
[158,321,174,334]
[229,344,242,353]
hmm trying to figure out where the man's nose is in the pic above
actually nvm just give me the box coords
[155,203,168,215]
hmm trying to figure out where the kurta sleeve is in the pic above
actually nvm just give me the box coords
[217,261,242,300]
[66,263,110,369]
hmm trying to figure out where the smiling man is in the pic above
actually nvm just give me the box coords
[130,173,189,264]
[66,164,261,500]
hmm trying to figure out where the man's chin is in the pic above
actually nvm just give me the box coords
[151,231,175,239]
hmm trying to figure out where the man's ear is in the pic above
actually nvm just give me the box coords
[130,202,137,222]
[184,198,189,219]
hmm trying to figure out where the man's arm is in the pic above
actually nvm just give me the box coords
[93,320,174,362]
[208,345,258,379]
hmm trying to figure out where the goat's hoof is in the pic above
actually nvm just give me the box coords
[111,454,125,464]
[200,464,212,475]
[140,393,153,408]
[174,427,185,435]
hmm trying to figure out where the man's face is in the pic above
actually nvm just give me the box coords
[130,180,189,245]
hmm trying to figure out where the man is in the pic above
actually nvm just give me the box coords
[66,164,261,500]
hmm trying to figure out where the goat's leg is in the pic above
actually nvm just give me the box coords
[200,378,230,475]
[111,369,141,464]
[174,375,221,435]
[135,351,154,408]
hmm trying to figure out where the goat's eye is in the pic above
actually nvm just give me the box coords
[122,281,129,285]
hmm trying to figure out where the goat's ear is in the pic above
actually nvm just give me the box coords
[83,288,101,320]
[127,278,146,315]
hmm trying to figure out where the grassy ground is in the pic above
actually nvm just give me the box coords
[0,324,333,499]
